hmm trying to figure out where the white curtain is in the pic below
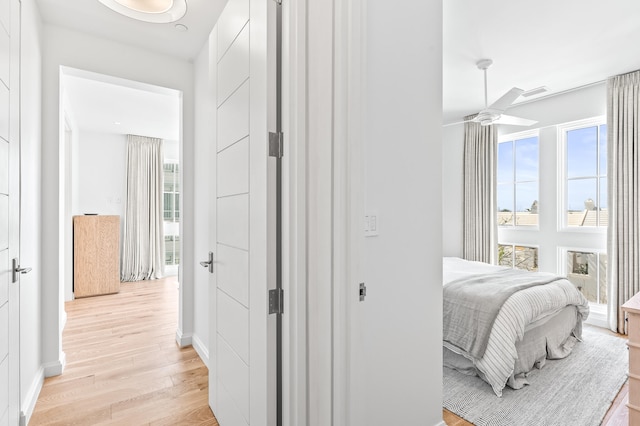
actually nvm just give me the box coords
[607,70,640,333]
[121,135,165,281]
[463,117,497,264]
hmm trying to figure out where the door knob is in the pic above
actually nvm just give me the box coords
[199,251,214,274]
[12,258,32,283]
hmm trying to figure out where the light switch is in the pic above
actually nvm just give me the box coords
[364,212,379,237]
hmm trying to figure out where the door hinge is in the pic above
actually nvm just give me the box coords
[359,282,367,301]
[269,132,284,158]
[269,288,284,314]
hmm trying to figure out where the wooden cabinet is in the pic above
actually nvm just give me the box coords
[622,294,640,425]
[73,215,120,298]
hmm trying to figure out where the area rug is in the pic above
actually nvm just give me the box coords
[443,326,628,426]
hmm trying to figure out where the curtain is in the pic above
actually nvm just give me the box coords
[463,116,497,264]
[121,135,165,281]
[607,70,640,333]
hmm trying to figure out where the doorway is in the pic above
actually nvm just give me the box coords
[58,65,183,343]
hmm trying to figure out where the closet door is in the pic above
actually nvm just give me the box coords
[209,0,275,424]
[0,0,21,424]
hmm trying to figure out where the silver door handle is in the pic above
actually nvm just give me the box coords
[200,251,214,274]
[12,258,32,283]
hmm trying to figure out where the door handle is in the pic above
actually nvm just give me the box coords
[199,251,214,274]
[12,258,32,283]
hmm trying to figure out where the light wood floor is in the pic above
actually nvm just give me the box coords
[443,326,630,426]
[30,276,218,426]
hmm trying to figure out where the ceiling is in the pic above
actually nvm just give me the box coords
[443,0,640,125]
[62,69,181,140]
[38,0,640,135]
[35,0,226,61]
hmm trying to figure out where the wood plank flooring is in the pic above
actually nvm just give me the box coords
[30,276,218,426]
[443,326,629,426]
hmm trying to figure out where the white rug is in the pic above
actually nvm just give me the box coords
[443,326,628,426]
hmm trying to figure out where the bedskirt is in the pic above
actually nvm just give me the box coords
[444,305,581,392]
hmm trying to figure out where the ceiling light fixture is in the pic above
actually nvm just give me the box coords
[98,0,187,23]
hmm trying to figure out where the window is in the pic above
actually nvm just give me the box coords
[565,250,607,305]
[163,162,180,267]
[163,163,180,222]
[498,244,538,271]
[563,123,607,228]
[497,135,539,227]
[164,235,180,266]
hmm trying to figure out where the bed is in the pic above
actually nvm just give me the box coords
[443,256,590,397]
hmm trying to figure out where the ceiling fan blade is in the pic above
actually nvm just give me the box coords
[493,114,538,126]
[487,87,524,112]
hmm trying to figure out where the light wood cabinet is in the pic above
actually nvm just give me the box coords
[622,293,640,425]
[73,215,120,298]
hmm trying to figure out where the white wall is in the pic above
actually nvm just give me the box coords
[73,131,127,217]
[362,1,443,425]
[442,83,607,258]
[191,34,215,365]
[19,0,44,422]
[41,24,196,373]
[442,124,464,257]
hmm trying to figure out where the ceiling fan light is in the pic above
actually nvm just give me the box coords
[98,0,187,23]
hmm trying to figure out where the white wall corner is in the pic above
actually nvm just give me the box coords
[192,333,210,368]
[175,328,193,348]
[43,352,66,377]
[20,366,45,426]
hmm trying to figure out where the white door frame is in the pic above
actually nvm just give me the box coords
[281,0,365,424]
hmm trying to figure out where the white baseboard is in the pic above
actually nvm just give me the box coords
[20,366,44,426]
[433,421,447,426]
[43,351,66,377]
[175,328,192,348]
[192,333,209,368]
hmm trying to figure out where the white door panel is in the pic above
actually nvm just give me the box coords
[0,142,7,193]
[218,337,250,422]
[0,0,18,423]
[217,289,249,363]
[0,251,6,306]
[217,81,249,152]
[217,194,249,250]
[0,85,8,142]
[209,0,273,424]
[216,0,249,61]
[217,23,250,106]
[217,137,249,197]
[0,32,8,90]
[217,382,250,426]
[0,302,6,364]
[0,360,7,423]
[216,244,249,307]
[0,196,7,249]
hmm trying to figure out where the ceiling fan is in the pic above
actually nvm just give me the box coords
[465,59,538,127]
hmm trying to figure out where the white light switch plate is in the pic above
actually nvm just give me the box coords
[364,211,379,237]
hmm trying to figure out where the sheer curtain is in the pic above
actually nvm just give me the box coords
[463,117,497,264]
[607,70,640,333]
[121,135,165,281]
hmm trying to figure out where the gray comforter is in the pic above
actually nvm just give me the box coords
[443,268,564,359]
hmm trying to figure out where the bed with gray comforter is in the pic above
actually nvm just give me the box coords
[443,257,590,397]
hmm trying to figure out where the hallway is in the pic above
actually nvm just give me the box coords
[30,276,217,425]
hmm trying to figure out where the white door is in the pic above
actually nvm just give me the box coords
[0,0,20,424]
[208,0,274,425]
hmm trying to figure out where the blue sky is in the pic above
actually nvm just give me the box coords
[497,125,606,213]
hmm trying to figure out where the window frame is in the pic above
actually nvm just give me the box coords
[497,242,540,272]
[557,116,607,232]
[497,129,540,230]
